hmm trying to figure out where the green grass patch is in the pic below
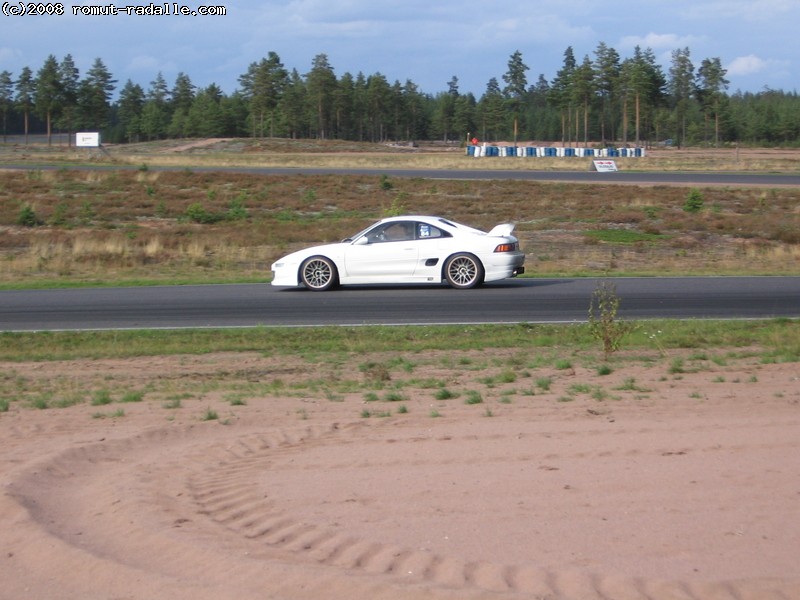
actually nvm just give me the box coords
[434,388,459,400]
[464,390,483,405]
[583,229,666,244]
[0,320,797,368]
[201,408,219,421]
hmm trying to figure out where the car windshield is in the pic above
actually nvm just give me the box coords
[343,223,376,243]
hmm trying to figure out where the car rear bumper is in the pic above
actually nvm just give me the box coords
[483,251,525,282]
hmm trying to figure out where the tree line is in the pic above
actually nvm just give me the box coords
[1,45,799,147]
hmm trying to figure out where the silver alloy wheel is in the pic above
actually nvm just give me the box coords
[445,253,484,289]
[300,256,337,291]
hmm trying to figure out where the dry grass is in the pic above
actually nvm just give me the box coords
[1,141,799,286]
[5,138,800,172]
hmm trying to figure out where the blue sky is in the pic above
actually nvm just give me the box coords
[1,0,797,98]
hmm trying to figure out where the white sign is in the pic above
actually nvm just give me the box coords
[592,160,618,172]
[76,132,100,147]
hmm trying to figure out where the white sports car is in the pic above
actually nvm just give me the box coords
[271,215,525,291]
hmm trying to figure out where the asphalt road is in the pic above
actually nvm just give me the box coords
[1,277,798,331]
[3,163,800,187]
[224,167,800,187]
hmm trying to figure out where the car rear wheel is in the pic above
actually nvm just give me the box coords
[300,256,338,291]
[444,253,484,289]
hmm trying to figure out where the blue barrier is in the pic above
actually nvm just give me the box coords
[467,145,645,158]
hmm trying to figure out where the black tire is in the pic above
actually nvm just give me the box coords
[300,256,338,291]
[444,253,484,289]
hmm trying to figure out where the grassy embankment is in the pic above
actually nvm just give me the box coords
[1,140,799,288]
[1,319,799,416]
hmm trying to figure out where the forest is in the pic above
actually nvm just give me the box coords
[1,44,799,148]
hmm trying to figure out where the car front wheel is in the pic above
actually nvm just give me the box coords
[444,253,484,289]
[300,256,338,291]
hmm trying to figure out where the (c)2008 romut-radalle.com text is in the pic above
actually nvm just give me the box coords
[1,2,227,16]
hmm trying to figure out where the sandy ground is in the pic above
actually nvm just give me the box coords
[1,350,799,600]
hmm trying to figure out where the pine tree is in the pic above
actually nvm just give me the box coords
[168,73,195,138]
[549,47,576,144]
[593,42,621,144]
[117,79,145,142]
[697,57,729,146]
[78,58,116,131]
[503,50,529,143]
[35,55,63,145]
[478,78,506,141]
[141,73,170,140]
[280,68,307,139]
[58,55,80,145]
[668,47,695,147]
[239,52,287,138]
[571,55,595,147]
[14,66,35,144]
[305,54,337,140]
[0,70,14,142]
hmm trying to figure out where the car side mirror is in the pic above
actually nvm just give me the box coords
[354,236,370,246]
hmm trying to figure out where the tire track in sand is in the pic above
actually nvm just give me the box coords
[6,417,799,600]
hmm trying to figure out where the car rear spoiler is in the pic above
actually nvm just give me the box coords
[486,223,515,236]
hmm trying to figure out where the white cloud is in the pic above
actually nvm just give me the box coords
[0,47,23,64]
[726,55,768,76]
[619,32,703,51]
[683,0,797,22]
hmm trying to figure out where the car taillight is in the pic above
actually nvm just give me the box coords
[493,242,517,253]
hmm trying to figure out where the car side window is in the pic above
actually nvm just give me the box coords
[416,223,446,239]
[366,222,415,243]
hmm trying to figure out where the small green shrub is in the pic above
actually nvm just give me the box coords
[464,390,483,405]
[225,196,249,221]
[588,281,636,360]
[17,204,41,227]
[434,388,458,400]
[120,390,144,403]
[30,394,50,410]
[91,390,113,406]
[155,200,168,218]
[49,202,69,226]
[569,383,592,394]
[669,358,686,374]
[683,188,704,213]
[186,203,222,224]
